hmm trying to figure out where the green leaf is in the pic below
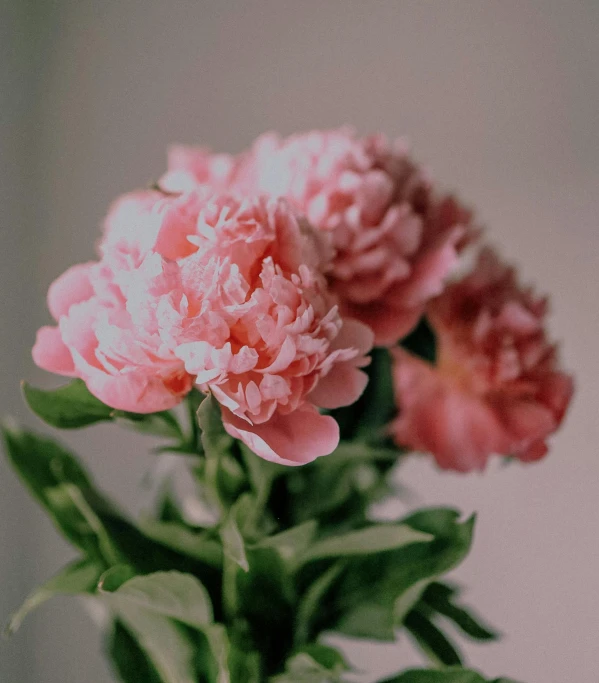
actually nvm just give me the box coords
[311,508,475,642]
[241,442,283,493]
[295,563,345,646]
[335,601,396,641]
[379,668,487,683]
[240,443,283,531]
[220,506,249,572]
[107,620,162,683]
[107,602,198,683]
[232,543,295,671]
[404,608,463,666]
[326,442,401,465]
[257,521,318,566]
[184,388,204,452]
[22,378,184,438]
[2,424,219,584]
[197,394,238,510]
[103,569,230,683]
[379,670,521,683]
[271,650,346,682]
[138,518,223,569]
[401,508,468,537]
[99,564,136,591]
[237,545,294,620]
[111,409,184,440]
[288,464,355,523]
[5,558,103,634]
[422,582,499,641]
[228,640,262,683]
[400,316,437,364]
[354,346,396,440]
[198,394,232,458]
[99,569,214,628]
[202,623,232,683]
[391,512,477,627]
[299,524,432,565]
[394,578,431,624]
[22,379,114,429]
[1,424,121,564]
[292,644,349,673]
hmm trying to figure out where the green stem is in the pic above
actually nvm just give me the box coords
[186,392,201,453]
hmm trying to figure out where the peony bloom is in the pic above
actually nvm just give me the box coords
[390,249,573,471]
[33,190,373,465]
[235,128,478,346]
[32,259,195,414]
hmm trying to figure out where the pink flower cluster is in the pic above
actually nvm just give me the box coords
[390,249,574,471]
[163,128,477,346]
[33,126,572,469]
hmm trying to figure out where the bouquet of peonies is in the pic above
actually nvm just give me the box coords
[3,128,573,683]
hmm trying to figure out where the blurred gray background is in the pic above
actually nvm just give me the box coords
[1,1,597,681]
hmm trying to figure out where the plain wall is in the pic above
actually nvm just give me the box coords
[1,2,598,681]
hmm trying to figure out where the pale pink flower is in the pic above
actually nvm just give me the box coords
[33,190,372,465]
[32,259,194,413]
[390,249,573,471]
[236,128,477,346]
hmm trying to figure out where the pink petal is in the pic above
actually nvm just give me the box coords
[344,301,422,347]
[309,363,368,409]
[32,326,76,376]
[332,318,375,356]
[47,262,95,321]
[390,349,507,472]
[84,370,187,413]
[390,243,458,308]
[493,398,556,444]
[221,404,340,465]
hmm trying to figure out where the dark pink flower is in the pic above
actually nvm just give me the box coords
[390,249,574,471]
[238,128,477,345]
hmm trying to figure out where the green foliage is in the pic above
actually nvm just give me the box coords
[271,648,348,683]
[293,509,475,644]
[420,582,499,641]
[138,519,223,569]
[105,601,200,683]
[400,316,437,364]
[22,379,182,438]
[22,379,114,429]
[378,670,523,683]
[3,383,520,683]
[108,620,163,683]
[99,569,214,628]
[378,669,499,683]
[6,558,103,635]
[298,523,432,565]
[1,423,121,564]
[404,607,463,666]
[99,569,227,683]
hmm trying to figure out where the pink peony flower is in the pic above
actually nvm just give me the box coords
[32,259,195,413]
[235,128,477,346]
[33,190,373,465]
[390,248,573,471]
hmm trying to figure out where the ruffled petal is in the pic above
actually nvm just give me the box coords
[221,404,339,465]
[47,262,95,321]
[32,326,76,376]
